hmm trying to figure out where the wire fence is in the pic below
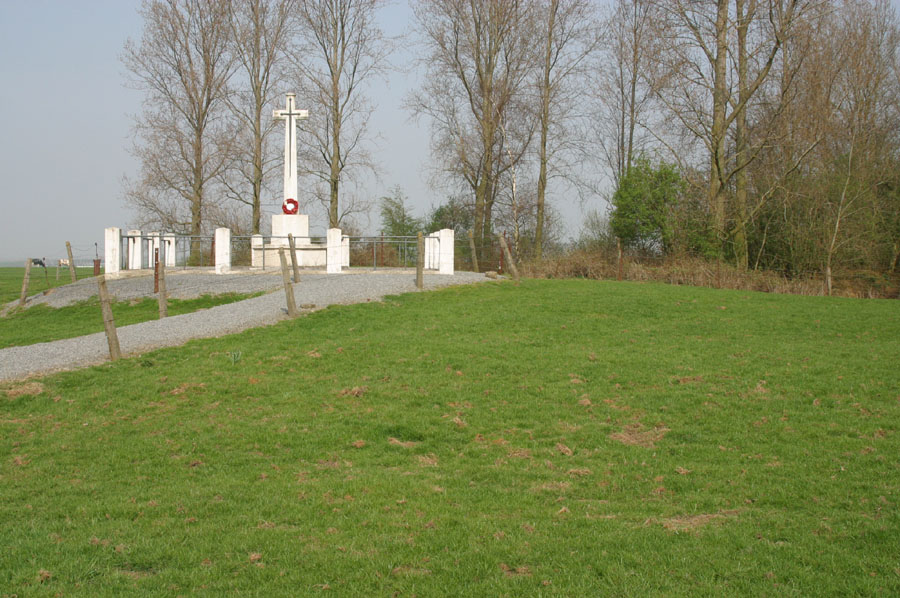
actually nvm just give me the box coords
[453,237,505,273]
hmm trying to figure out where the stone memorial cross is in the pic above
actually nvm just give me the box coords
[273,93,308,210]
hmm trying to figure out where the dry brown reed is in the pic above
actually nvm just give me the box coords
[520,251,898,299]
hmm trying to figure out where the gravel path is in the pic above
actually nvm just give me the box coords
[0,270,489,382]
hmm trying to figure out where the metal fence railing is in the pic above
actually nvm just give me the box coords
[172,235,214,268]
[118,234,215,271]
[346,235,422,269]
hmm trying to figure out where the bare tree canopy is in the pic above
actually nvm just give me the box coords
[118,0,900,282]
[291,0,392,228]
[532,0,597,258]
[594,0,656,184]
[411,0,537,262]
[652,0,808,257]
[222,0,296,234]
[122,0,234,248]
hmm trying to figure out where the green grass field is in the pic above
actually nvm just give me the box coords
[1,279,898,596]
[0,267,259,348]
[0,266,97,305]
[0,293,261,349]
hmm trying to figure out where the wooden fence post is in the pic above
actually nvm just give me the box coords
[616,238,623,281]
[97,277,122,361]
[468,230,479,273]
[65,242,77,282]
[416,232,424,289]
[19,259,32,306]
[497,233,520,284]
[154,248,159,293]
[288,233,300,282]
[157,252,168,319]
[279,249,299,317]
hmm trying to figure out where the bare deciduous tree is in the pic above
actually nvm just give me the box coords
[411,0,536,261]
[595,0,656,185]
[122,0,234,259]
[653,0,804,260]
[291,0,391,228]
[223,0,296,234]
[532,0,597,259]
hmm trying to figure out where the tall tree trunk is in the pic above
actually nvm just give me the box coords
[708,0,730,253]
[252,108,263,234]
[625,0,641,175]
[329,41,342,228]
[535,0,558,260]
[476,119,496,263]
[191,135,204,263]
[733,0,753,269]
[329,126,340,228]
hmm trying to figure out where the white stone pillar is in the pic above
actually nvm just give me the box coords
[327,228,342,274]
[163,234,176,267]
[251,234,264,269]
[127,229,142,270]
[439,228,455,275]
[425,232,439,270]
[214,228,231,274]
[342,235,350,268]
[104,227,121,275]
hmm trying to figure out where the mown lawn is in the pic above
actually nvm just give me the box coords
[1,279,898,596]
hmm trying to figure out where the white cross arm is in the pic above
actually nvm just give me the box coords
[273,108,309,120]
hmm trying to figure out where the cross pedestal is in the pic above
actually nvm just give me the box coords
[271,214,310,246]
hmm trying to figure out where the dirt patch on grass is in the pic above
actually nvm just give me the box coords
[532,481,571,493]
[388,437,418,448]
[6,382,44,398]
[658,509,741,533]
[418,453,439,467]
[500,563,532,577]
[555,443,574,456]
[610,421,669,448]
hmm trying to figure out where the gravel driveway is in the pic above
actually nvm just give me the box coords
[0,269,489,381]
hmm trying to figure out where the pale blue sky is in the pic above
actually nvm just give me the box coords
[0,0,600,263]
[0,1,425,262]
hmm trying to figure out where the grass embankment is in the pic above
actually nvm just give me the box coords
[0,293,259,349]
[0,267,259,348]
[2,280,898,596]
[0,266,96,305]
